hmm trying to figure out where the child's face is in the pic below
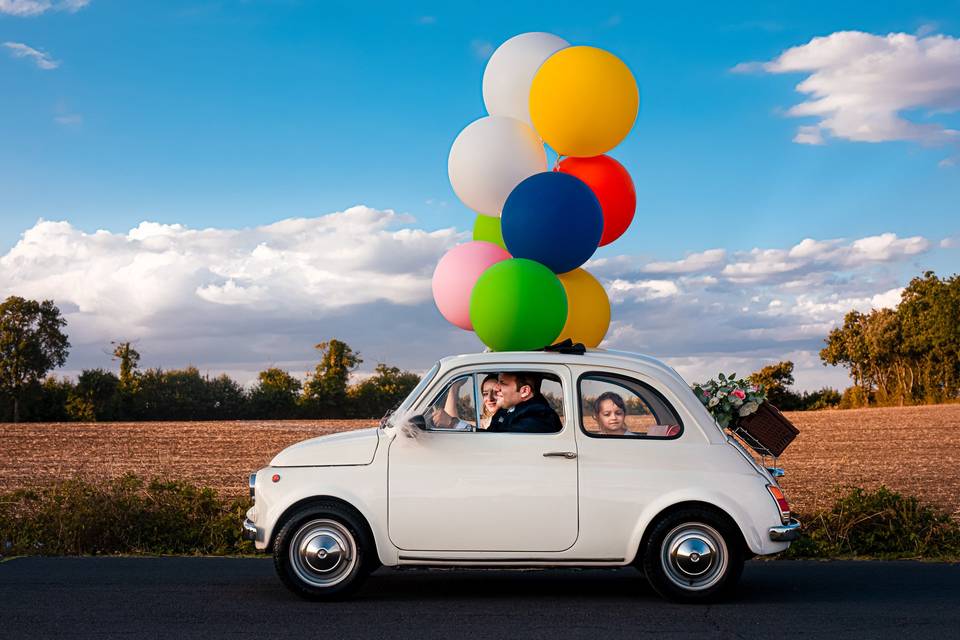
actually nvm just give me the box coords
[597,399,625,432]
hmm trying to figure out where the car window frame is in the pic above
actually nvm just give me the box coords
[419,365,571,435]
[577,370,684,440]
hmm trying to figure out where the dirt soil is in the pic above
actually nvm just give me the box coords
[3,404,959,517]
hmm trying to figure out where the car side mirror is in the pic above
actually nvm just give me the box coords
[408,414,427,431]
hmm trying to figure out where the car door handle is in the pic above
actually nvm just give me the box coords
[543,451,577,459]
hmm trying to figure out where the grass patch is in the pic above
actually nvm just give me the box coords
[0,474,254,556]
[784,486,960,559]
[2,477,958,559]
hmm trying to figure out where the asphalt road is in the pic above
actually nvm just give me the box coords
[2,557,958,639]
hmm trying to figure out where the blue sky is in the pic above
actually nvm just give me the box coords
[1,1,959,390]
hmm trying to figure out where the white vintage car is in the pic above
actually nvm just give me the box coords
[243,349,800,602]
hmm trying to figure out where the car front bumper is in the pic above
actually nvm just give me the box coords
[769,518,802,541]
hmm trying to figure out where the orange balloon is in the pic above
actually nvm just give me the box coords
[558,155,635,246]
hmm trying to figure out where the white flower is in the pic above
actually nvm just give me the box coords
[730,395,743,407]
[738,401,759,417]
[708,396,720,407]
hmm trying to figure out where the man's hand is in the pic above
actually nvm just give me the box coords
[431,407,455,428]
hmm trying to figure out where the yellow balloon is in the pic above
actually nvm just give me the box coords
[529,46,639,157]
[557,268,610,348]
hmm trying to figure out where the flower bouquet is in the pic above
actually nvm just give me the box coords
[692,372,765,429]
[693,372,799,457]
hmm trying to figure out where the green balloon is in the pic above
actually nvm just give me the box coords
[473,214,506,250]
[470,258,568,351]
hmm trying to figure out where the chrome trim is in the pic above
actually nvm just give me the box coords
[766,466,785,478]
[248,473,257,501]
[543,451,577,459]
[288,519,358,588]
[242,518,258,541]
[769,518,802,541]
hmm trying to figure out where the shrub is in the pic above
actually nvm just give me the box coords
[0,474,254,556]
[784,486,960,559]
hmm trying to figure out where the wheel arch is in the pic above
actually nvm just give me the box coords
[269,494,377,563]
[628,499,751,564]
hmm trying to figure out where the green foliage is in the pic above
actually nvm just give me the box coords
[749,361,795,408]
[302,339,362,418]
[248,367,302,419]
[821,271,960,406]
[347,363,421,419]
[67,368,120,421]
[0,474,254,556]
[0,296,70,422]
[784,486,960,559]
[12,335,425,421]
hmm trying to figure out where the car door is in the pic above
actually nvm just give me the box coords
[387,365,579,552]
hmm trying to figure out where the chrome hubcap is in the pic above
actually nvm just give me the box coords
[289,519,357,588]
[661,522,728,591]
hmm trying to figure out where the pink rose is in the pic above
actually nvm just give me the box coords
[732,389,746,400]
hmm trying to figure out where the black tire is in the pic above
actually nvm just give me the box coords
[641,507,745,603]
[272,502,374,600]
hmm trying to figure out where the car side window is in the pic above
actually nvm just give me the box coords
[425,370,566,433]
[579,373,682,438]
[425,375,477,430]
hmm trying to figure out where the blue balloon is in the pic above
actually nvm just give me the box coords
[501,172,603,274]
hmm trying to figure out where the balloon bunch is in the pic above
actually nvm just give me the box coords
[433,32,639,351]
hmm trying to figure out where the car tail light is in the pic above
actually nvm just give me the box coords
[767,485,791,524]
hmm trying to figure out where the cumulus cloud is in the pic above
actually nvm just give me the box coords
[735,30,960,149]
[598,232,939,391]
[1,212,945,392]
[0,207,468,383]
[3,41,59,69]
[0,0,89,16]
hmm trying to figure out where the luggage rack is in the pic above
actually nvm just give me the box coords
[725,425,783,478]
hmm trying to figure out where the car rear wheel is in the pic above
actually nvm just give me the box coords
[273,502,373,600]
[641,507,744,603]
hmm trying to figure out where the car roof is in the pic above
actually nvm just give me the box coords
[437,348,688,386]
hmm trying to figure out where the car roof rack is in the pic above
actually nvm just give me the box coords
[541,339,586,355]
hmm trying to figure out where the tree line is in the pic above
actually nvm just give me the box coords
[0,296,418,422]
[1,271,956,421]
[820,271,959,407]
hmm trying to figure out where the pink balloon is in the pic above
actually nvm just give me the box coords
[433,241,511,330]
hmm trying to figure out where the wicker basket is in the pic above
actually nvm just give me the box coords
[736,401,799,456]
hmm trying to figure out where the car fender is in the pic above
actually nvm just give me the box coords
[258,464,398,566]
[624,486,767,562]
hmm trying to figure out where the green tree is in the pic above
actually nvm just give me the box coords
[249,368,302,419]
[749,361,801,409]
[302,339,362,418]
[111,341,141,393]
[347,364,421,418]
[0,296,70,422]
[67,368,120,422]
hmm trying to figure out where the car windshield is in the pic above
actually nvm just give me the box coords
[382,361,440,428]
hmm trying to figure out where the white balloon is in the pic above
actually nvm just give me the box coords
[482,32,570,127]
[448,116,547,217]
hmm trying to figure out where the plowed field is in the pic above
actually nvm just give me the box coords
[3,404,959,517]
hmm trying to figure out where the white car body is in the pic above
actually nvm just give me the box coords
[244,349,799,600]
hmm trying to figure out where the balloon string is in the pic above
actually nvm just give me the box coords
[553,154,564,171]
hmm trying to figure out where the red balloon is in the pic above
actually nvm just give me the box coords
[557,155,635,246]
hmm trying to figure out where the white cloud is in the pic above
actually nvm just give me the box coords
[736,30,960,149]
[942,237,957,248]
[3,41,59,69]
[54,113,82,126]
[471,39,494,60]
[641,249,727,275]
[0,207,468,381]
[596,231,944,391]
[0,0,89,16]
[2,212,947,393]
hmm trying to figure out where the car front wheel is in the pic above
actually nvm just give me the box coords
[641,507,744,603]
[273,502,373,600]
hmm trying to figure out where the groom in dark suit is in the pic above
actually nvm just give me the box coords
[487,371,563,434]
